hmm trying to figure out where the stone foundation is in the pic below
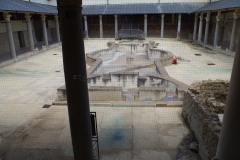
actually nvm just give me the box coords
[182,80,229,159]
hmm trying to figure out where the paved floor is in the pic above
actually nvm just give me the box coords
[0,39,233,159]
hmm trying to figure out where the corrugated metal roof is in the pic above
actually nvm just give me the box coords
[1,0,239,15]
[195,0,240,12]
[82,3,207,15]
[0,0,57,14]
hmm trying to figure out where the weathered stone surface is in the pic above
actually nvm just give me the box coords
[177,133,200,160]
[182,80,229,160]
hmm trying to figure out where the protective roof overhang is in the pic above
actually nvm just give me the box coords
[82,3,207,15]
[195,0,240,12]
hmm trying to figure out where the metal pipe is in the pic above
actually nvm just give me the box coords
[57,1,94,159]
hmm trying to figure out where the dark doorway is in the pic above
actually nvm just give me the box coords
[18,31,26,48]
[219,26,225,43]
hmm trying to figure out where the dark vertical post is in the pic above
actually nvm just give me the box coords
[216,37,240,159]
[57,1,94,160]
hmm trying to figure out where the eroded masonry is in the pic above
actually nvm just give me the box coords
[57,41,188,102]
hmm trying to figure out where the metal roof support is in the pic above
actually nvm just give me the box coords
[114,14,118,39]
[161,14,164,40]
[41,14,49,46]
[144,14,148,39]
[229,11,238,54]
[213,11,221,48]
[54,15,61,44]
[99,15,103,38]
[193,13,198,41]
[198,12,203,42]
[203,11,210,47]
[3,12,17,62]
[57,0,94,159]
[83,15,89,39]
[25,13,35,52]
[177,13,181,40]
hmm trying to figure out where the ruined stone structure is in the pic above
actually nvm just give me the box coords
[57,41,188,102]
[183,80,229,159]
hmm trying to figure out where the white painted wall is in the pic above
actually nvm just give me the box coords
[83,0,210,5]
[0,20,27,33]
[22,0,57,6]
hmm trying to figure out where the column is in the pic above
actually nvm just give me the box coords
[114,15,118,39]
[214,11,221,48]
[3,12,17,61]
[144,14,147,38]
[99,15,103,38]
[25,13,35,52]
[57,1,94,159]
[203,11,211,47]
[177,14,181,40]
[171,14,174,23]
[198,12,203,42]
[216,36,240,160]
[83,15,89,39]
[54,15,61,43]
[161,14,165,40]
[41,14,48,46]
[229,12,238,53]
[193,13,198,41]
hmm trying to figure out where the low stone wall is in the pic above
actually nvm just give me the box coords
[88,86,125,101]
[86,42,117,75]
[135,87,166,101]
[57,85,67,101]
[117,43,146,54]
[193,40,234,57]
[57,41,188,103]
[182,80,229,159]
[147,42,173,62]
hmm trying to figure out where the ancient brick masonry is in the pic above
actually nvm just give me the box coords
[182,80,229,160]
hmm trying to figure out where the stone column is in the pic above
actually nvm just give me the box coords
[161,14,165,40]
[171,14,174,23]
[114,14,118,39]
[3,12,17,61]
[57,1,94,159]
[144,14,147,38]
[54,15,61,43]
[99,15,103,38]
[229,12,238,53]
[193,13,198,41]
[83,15,89,39]
[41,14,48,46]
[177,14,181,40]
[214,11,221,48]
[216,35,240,160]
[198,12,203,42]
[25,13,35,52]
[203,11,211,47]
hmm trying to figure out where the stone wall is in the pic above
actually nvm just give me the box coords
[135,87,166,101]
[89,86,125,101]
[147,41,174,65]
[182,80,229,159]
